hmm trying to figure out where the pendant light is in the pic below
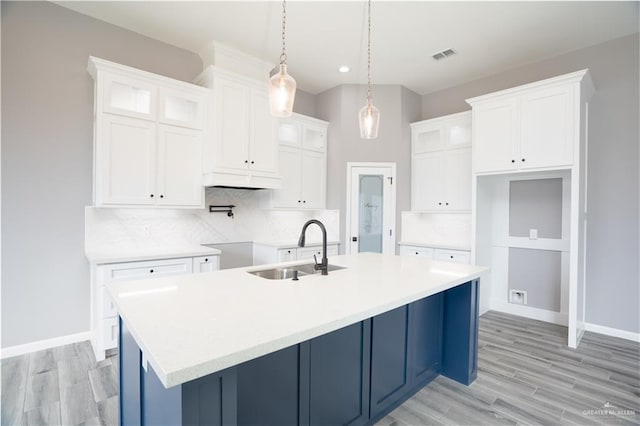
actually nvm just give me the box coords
[359,0,380,139]
[269,0,296,117]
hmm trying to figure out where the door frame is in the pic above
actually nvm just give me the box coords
[345,162,397,255]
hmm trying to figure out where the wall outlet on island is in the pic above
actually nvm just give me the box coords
[143,224,151,237]
[529,229,538,239]
[509,289,527,305]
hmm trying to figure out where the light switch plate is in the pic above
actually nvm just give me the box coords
[529,229,538,240]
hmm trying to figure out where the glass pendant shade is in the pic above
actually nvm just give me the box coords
[268,64,297,117]
[359,102,380,139]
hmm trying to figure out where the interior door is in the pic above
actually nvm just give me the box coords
[348,165,395,255]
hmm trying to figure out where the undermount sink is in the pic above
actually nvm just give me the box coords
[248,263,347,280]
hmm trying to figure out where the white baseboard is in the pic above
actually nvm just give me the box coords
[1,331,92,359]
[585,323,640,343]
[490,299,568,326]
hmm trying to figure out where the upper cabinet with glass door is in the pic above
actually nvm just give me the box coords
[410,111,472,213]
[88,57,208,208]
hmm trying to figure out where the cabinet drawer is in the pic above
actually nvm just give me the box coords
[102,317,119,350]
[193,255,220,273]
[399,246,434,258]
[297,244,339,261]
[433,249,470,264]
[277,248,296,263]
[100,257,193,284]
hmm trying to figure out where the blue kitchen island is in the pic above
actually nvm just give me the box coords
[108,253,485,426]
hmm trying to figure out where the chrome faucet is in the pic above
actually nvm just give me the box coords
[298,219,328,275]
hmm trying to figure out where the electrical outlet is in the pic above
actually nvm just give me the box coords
[509,289,527,305]
[143,224,151,237]
[529,229,538,240]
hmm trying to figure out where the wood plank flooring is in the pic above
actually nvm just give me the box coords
[2,311,638,425]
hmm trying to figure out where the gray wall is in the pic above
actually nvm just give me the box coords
[422,34,639,333]
[293,89,317,117]
[1,1,203,348]
[316,85,421,253]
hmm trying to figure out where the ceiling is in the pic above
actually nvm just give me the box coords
[55,1,639,95]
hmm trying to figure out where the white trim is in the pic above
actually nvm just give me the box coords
[491,299,568,326]
[585,323,640,343]
[0,331,92,359]
[345,162,397,255]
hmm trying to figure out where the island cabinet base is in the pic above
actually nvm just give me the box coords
[119,280,479,426]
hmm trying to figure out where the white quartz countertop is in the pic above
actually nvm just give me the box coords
[86,245,221,265]
[106,253,486,388]
[398,241,472,251]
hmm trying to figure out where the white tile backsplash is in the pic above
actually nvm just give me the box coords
[400,211,471,249]
[86,188,339,253]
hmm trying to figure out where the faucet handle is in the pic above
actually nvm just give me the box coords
[313,254,320,270]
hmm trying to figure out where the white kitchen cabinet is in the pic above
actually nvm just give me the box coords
[196,67,281,189]
[88,57,207,208]
[264,113,328,209]
[193,255,221,273]
[398,244,470,264]
[156,125,203,207]
[411,112,472,212]
[469,77,577,174]
[433,248,471,264]
[398,245,434,258]
[253,242,340,265]
[91,254,219,360]
[98,114,157,206]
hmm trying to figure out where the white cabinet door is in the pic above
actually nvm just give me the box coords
[302,124,327,152]
[444,147,472,211]
[412,151,445,211]
[272,146,303,208]
[473,98,518,173]
[249,90,278,174]
[156,125,203,207]
[214,76,250,171]
[445,118,472,148]
[399,245,433,257]
[413,122,444,153]
[102,73,156,120]
[520,85,574,170]
[158,88,205,130]
[99,114,156,205]
[300,150,326,209]
[279,119,302,148]
[193,255,220,273]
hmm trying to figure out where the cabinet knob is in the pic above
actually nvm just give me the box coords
[521,158,525,162]
[150,269,154,273]
[287,250,291,254]
[160,195,164,198]
[244,160,248,164]
[251,161,255,164]
[511,160,515,163]
[150,194,154,198]
[415,252,419,255]
[445,202,449,206]
[450,255,454,259]
[438,202,442,206]
[204,258,208,262]
[303,200,306,203]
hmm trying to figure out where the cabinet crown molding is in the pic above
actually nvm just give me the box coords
[465,69,594,106]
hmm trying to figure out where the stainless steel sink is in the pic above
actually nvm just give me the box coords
[248,263,346,280]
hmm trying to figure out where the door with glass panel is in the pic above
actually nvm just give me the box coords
[347,163,396,254]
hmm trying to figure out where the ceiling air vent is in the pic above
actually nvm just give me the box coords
[432,48,456,60]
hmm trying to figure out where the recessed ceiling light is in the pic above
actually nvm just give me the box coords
[338,66,350,73]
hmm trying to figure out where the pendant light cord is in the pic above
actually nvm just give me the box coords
[280,0,287,64]
[366,0,372,105]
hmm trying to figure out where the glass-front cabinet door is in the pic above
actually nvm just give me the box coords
[103,73,157,121]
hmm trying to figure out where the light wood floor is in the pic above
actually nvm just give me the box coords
[2,311,639,425]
